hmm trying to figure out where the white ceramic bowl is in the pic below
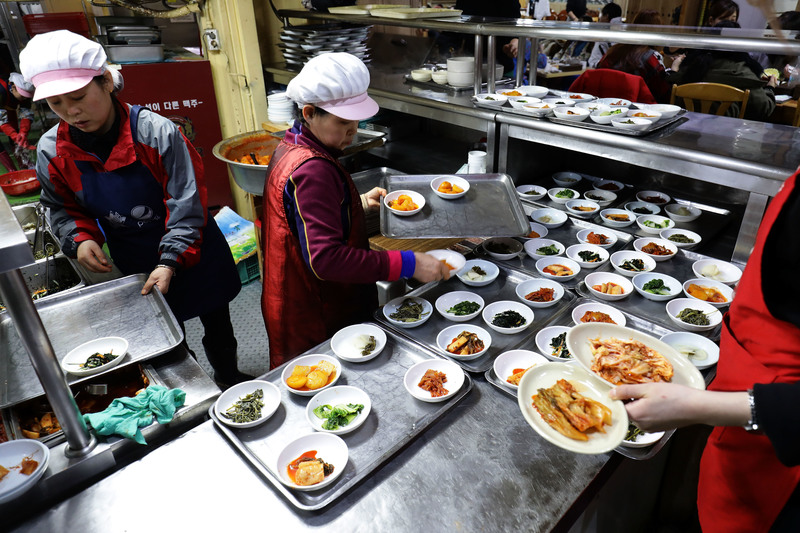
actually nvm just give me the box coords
[457,259,500,287]
[447,71,473,87]
[660,331,720,370]
[493,349,548,390]
[666,298,723,332]
[508,96,542,109]
[535,256,581,281]
[597,97,632,108]
[565,199,600,218]
[611,116,651,131]
[645,103,681,119]
[516,85,550,98]
[432,70,449,84]
[543,97,575,107]
[632,272,682,302]
[531,208,568,228]
[664,203,702,223]
[535,325,573,361]
[660,228,702,249]
[575,228,618,249]
[215,380,281,429]
[516,184,547,200]
[426,248,466,273]
[548,187,579,204]
[482,237,523,260]
[585,271,634,302]
[582,189,616,207]
[610,250,656,277]
[515,278,565,308]
[553,106,590,121]
[692,259,743,285]
[566,243,610,269]
[571,302,626,327]
[384,189,425,216]
[682,278,735,307]
[447,56,475,72]
[621,427,666,449]
[636,190,671,205]
[330,323,387,362]
[61,336,128,377]
[521,102,556,116]
[576,102,610,113]
[482,300,534,335]
[282,354,342,396]
[600,208,636,228]
[305,385,372,435]
[436,324,492,360]
[435,291,485,322]
[624,201,660,216]
[0,439,50,504]
[565,91,594,101]
[552,171,582,188]
[383,296,433,328]
[522,221,549,240]
[636,214,675,235]
[594,179,624,192]
[404,358,465,402]
[474,93,508,106]
[590,107,627,124]
[627,108,662,122]
[276,433,348,491]
[524,238,565,259]
[411,68,432,82]
[633,237,678,262]
[430,175,470,200]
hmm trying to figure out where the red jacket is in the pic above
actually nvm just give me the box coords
[569,68,656,104]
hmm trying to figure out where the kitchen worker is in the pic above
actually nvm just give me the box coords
[20,30,251,388]
[0,72,34,150]
[261,52,450,368]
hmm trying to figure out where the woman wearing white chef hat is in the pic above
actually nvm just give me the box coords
[20,30,252,388]
[261,52,450,368]
[0,72,35,152]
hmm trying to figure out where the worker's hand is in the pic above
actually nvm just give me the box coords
[411,252,451,283]
[362,187,386,212]
[766,75,779,88]
[12,133,33,150]
[503,38,519,58]
[609,382,705,432]
[76,240,113,273]
[142,266,174,295]
[669,53,685,72]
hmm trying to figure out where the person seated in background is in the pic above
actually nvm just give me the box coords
[670,20,777,121]
[587,2,624,69]
[501,38,549,80]
[596,10,673,103]
[566,0,587,21]
[763,11,800,74]
[705,0,739,26]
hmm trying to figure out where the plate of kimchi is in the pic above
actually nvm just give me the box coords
[517,362,627,454]
[566,323,705,390]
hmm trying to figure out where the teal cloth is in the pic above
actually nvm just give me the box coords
[83,385,186,445]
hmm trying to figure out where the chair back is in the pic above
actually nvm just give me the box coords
[568,69,657,104]
[670,82,750,118]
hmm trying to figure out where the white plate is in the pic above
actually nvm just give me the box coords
[522,221,549,240]
[330,324,387,362]
[660,331,720,370]
[474,93,508,106]
[493,349,549,391]
[457,259,500,287]
[430,175,470,200]
[215,380,281,428]
[664,203,701,223]
[535,256,581,282]
[384,189,425,216]
[644,103,681,118]
[553,106,590,121]
[404,358,465,402]
[589,108,627,124]
[611,116,651,131]
[692,259,742,285]
[515,278,565,309]
[482,237,523,260]
[552,171,582,187]
[610,250,656,277]
[548,187,579,204]
[60,336,128,377]
[520,103,555,116]
[383,296,433,328]
[660,229,702,249]
[571,302,626,327]
[517,363,628,454]
[543,97,575,107]
[575,228,617,249]
[435,291,485,322]
[530,208,568,228]
[626,108,662,122]
[582,189,617,207]
[682,278,734,307]
[305,385,371,435]
[524,238,565,259]
[535,325,573,361]
[565,92,594,101]
[482,300,534,335]
[436,324,492,360]
[426,248,466,272]
[565,199,600,218]
[275,433,348,491]
[636,214,675,235]
[516,85,550,98]
[508,96,542,109]
[567,323,706,389]
[600,208,636,228]
[516,184,547,200]
[632,272,682,302]
[621,427,665,448]
[0,440,50,504]
[566,243,609,269]
[584,272,633,302]
[282,354,342,396]
[633,238,678,262]
[596,97,631,108]
[666,298,723,332]
[576,101,609,113]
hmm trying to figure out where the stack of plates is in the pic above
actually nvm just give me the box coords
[279,24,372,70]
[268,91,294,125]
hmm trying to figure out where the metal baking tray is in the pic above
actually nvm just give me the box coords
[0,256,84,311]
[210,325,473,511]
[374,263,576,373]
[547,110,688,137]
[0,274,183,408]
[474,217,633,289]
[379,174,529,238]
[406,75,515,93]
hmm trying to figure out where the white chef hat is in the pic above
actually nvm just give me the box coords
[8,72,33,99]
[286,52,378,121]
[19,30,107,101]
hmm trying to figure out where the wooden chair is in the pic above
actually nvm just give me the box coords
[670,82,750,119]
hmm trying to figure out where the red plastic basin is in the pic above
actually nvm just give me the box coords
[1,169,39,196]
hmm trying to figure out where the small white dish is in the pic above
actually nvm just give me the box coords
[483,237,523,260]
[565,199,600,218]
[660,331,720,370]
[330,324,387,362]
[282,354,342,396]
[61,336,128,377]
[536,256,581,281]
[660,228,702,249]
[692,259,742,285]
[305,385,371,435]
[575,229,617,249]
[436,324,492,360]
[508,96,542,108]
[548,187,579,204]
[482,300,534,335]
[594,179,624,192]
[385,189,425,216]
[610,116,651,131]
[410,68,432,82]
[516,184,547,200]
[383,296,433,328]
[404,358,465,402]
[596,97,632,108]
[682,278,734,307]
[435,291,485,322]
[522,221,549,240]
[576,101,609,113]
[524,238,565,259]
[590,107,627,124]
[552,171,582,188]
[215,380,281,428]
[624,201,660,216]
[636,190,671,205]
[664,203,702,223]
[572,301,626,327]
[426,248,466,273]
[535,325,573,361]
[583,189,616,207]
[633,238,678,262]
[542,97,575,107]
[621,427,666,448]
[515,279,565,308]
[632,272,682,302]
[600,208,636,228]
[521,102,556,116]
[0,440,50,505]
[645,103,681,118]
[610,250,656,277]
[627,108,662,122]
[531,208,568,229]
[431,70,449,84]
[666,298,723,332]
[516,85,550,98]
[566,243,610,269]
[276,433,348,491]
[565,91,594,101]
[494,349,548,390]
[474,92,508,106]
[430,175,470,200]
[552,106,590,121]
[585,272,633,302]
[636,214,675,235]
[458,259,500,287]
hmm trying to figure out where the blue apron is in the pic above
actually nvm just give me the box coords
[74,105,240,322]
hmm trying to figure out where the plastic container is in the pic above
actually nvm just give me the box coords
[23,12,90,38]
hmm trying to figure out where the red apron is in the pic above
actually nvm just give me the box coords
[698,169,800,532]
[261,140,377,369]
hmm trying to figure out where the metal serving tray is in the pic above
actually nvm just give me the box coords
[547,110,688,137]
[0,256,84,310]
[209,325,473,511]
[380,173,529,238]
[406,75,515,94]
[374,263,576,373]
[0,274,183,408]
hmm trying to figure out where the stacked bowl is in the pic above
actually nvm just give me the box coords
[447,57,474,87]
[267,92,295,125]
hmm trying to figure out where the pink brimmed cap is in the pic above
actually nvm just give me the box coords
[19,30,107,101]
[8,73,33,99]
[285,52,378,121]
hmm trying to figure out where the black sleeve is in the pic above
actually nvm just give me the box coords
[762,179,800,329]
[754,382,800,466]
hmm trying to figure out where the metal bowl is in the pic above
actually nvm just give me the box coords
[212,130,283,195]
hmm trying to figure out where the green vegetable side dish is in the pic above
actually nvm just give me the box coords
[536,244,561,256]
[360,335,377,356]
[642,219,669,229]
[223,388,264,424]
[667,233,695,244]
[79,351,119,369]
[389,298,430,322]
[625,423,645,442]
[446,300,481,316]
[620,258,646,272]
[577,250,601,262]
[632,207,653,214]
[555,189,575,199]
[599,109,624,116]
[550,332,571,358]
[313,403,365,430]
[622,119,636,124]
[642,278,671,295]
[485,96,495,100]
[677,308,711,326]
[492,310,527,328]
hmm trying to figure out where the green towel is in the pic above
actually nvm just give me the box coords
[83,385,186,445]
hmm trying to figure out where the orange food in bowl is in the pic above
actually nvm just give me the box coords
[388,194,419,211]
[237,154,272,165]
[687,283,727,303]
[527,230,541,239]
[440,259,457,270]
[437,181,464,194]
